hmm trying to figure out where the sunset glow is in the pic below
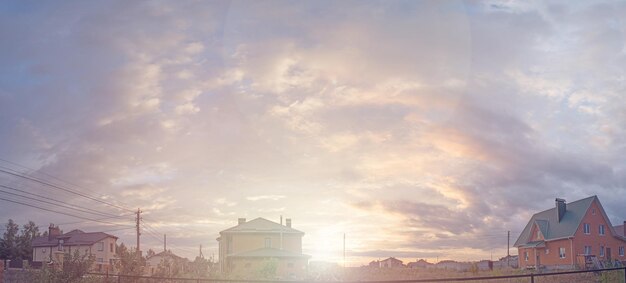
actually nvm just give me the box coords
[1,0,626,271]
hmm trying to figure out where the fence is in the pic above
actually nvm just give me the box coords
[86,267,626,283]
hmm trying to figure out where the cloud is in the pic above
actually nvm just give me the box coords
[246,195,286,201]
[1,0,626,263]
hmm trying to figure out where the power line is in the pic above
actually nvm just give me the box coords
[141,219,198,254]
[0,184,120,218]
[101,227,136,233]
[0,158,136,211]
[0,166,134,213]
[0,196,133,227]
[56,214,135,226]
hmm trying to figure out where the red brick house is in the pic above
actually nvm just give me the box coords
[514,196,626,269]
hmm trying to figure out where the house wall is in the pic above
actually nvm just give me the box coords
[519,238,573,269]
[33,246,54,262]
[229,257,308,280]
[572,200,626,263]
[33,237,117,272]
[220,232,302,274]
[519,199,626,269]
[229,233,302,254]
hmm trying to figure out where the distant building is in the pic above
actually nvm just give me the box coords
[434,260,470,271]
[379,257,403,268]
[217,217,310,280]
[407,259,433,268]
[515,196,626,269]
[493,255,518,269]
[145,250,188,276]
[32,224,118,272]
[368,260,380,268]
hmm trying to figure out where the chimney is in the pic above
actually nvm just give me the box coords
[556,198,566,222]
[238,218,246,225]
[286,218,292,228]
[48,224,61,241]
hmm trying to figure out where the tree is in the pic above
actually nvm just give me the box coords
[115,243,144,276]
[146,248,156,258]
[0,219,20,259]
[28,249,95,283]
[17,221,40,260]
[257,258,278,279]
[187,256,213,278]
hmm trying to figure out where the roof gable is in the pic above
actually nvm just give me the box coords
[515,196,596,247]
[220,217,304,234]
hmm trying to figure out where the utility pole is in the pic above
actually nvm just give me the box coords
[280,215,283,250]
[135,208,141,256]
[507,230,510,267]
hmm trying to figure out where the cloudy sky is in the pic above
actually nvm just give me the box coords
[1,0,626,264]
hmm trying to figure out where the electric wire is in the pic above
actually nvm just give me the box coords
[0,196,133,227]
[0,184,121,218]
[0,158,136,211]
[0,166,134,213]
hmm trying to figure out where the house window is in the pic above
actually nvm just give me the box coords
[524,251,528,261]
[619,247,624,256]
[592,208,596,215]
[600,246,605,257]
[264,238,271,248]
[110,243,114,253]
[583,223,590,234]
[97,258,103,263]
[559,248,566,259]
[545,249,549,255]
[98,242,104,251]
[599,225,605,235]
[584,246,592,255]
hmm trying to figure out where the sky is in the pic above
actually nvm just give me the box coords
[1,0,626,265]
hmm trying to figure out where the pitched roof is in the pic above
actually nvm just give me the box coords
[32,229,117,247]
[147,250,186,261]
[615,224,625,238]
[514,195,619,247]
[227,247,310,258]
[381,257,403,263]
[220,217,303,234]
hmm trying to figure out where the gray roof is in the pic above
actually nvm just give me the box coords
[220,218,304,235]
[147,250,186,261]
[615,224,625,238]
[515,196,596,247]
[32,229,117,247]
[515,195,626,247]
[227,247,310,258]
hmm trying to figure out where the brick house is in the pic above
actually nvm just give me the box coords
[32,224,118,272]
[514,196,626,269]
[217,217,310,280]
